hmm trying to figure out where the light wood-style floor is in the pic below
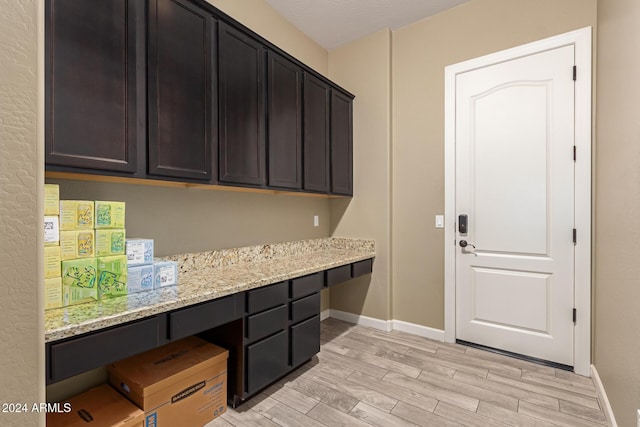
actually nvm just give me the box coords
[207,318,609,427]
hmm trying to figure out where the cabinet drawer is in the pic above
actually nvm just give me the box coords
[246,305,287,343]
[352,258,373,278]
[169,295,238,341]
[247,281,288,314]
[50,317,160,383]
[290,272,323,299]
[291,292,320,324]
[290,315,320,368]
[326,264,351,287]
[246,330,288,395]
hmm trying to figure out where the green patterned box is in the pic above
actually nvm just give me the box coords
[95,229,126,256]
[97,255,128,299]
[94,201,126,229]
[62,258,97,306]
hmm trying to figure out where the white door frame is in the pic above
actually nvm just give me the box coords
[443,27,592,376]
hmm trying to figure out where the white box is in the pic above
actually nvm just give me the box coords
[44,216,60,246]
[126,238,154,266]
[127,264,154,294]
[154,260,178,289]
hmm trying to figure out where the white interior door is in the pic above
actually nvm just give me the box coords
[454,45,576,366]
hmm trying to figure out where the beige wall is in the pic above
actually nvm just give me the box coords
[595,0,640,425]
[0,0,43,425]
[392,0,597,329]
[328,28,392,320]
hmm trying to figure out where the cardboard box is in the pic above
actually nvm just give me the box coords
[62,258,98,305]
[127,265,154,294]
[98,255,128,299]
[126,239,154,266]
[96,229,126,256]
[153,260,178,289]
[44,184,60,215]
[44,245,61,279]
[95,201,126,229]
[44,277,62,310]
[60,200,94,230]
[109,337,228,427]
[44,215,60,246]
[60,230,95,260]
[47,384,144,427]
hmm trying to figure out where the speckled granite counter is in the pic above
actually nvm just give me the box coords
[45,237,375,343]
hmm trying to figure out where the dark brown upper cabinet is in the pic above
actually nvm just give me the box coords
[267,52,302,190]
[147,0,215,181]
[330,90,354,196]
[303,74,331,193]
[45,0,144,174]
[218,23,266,186]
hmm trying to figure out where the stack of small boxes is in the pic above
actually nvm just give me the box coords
[126,238,179,291]
[44,184,62,309]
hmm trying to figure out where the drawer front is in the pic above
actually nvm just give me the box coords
[352,258,373,278]
[326,264,352,287]
[246,330,288,395]
[290,315,320,367]
[50,317,160,383]
[290,272,323,299]
[247,281,288,314]
[246,304,287,343]
[169,294,238,341]
[291,292,320,324]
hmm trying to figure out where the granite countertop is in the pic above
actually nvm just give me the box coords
[45,237,375,343]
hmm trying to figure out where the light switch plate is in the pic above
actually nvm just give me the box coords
[313,215,319,227]
[435,215,444,228]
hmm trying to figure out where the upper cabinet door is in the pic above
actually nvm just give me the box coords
[268,52,302,190]
[218,23,266,186]
[331,90,354,196]
[303,74,331,193]
[45,0,143,173]
[147,0,215,181]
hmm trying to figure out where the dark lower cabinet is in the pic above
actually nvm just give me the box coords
[218,22,266,186]
[246,330,288,395]
[331,90,354,195]
[45,0,144,174]
[303,73,331,193]
[291,315,320,368]
[147,0,215,181]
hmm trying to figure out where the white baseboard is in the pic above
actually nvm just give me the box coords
[392,320,445,342]
[329,309,392,332]
[591,365,617,427]
[326,310,446,341]
[320,309,330,321]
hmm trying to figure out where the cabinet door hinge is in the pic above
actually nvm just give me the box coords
[573,228,577,245]
[572,65,577,81]
[573,308,577,323]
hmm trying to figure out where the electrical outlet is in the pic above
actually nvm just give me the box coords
[313,215,319,227]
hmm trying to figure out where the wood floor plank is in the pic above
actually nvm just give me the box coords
[375,348,457,378]
[521,370,598,397]
[463,347,556,376]
[238,393,279,415]
[311,369,399,412]
[383,371,480,412]
[476,401,559,427]
[406,347,489,378]
[318,347,389,379]
[391,401,459,427]
[329,335,383,354]
[218,407,280,427]
[488,372,601,410]
[519,401,608,427]
[554,369,597,387]
[307,402,373,427]
[262,402,326,427]
[345,330,412,354]
[434,347,523,378]
[265,383,320,414]
[390,330,467,353]
[347,370,439,411]
[434,401,512,427]
[205,416,235,426]
[453,370,560,411]
[559,400,608,425]
[285,377,359,413]
[370,330,440,354]
[345,348,423,378]
[417,371,519,412]
[350,401,420,427]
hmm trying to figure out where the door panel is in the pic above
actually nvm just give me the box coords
[455,45,575,366]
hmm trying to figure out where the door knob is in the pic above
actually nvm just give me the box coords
[459,240,476,249]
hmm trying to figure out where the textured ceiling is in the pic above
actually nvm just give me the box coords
[264,0,471,50]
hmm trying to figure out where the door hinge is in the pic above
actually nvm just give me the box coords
[573,145,577,161]
[573,308,577,323]
[573,228,577,245]
[572,65,577,81]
